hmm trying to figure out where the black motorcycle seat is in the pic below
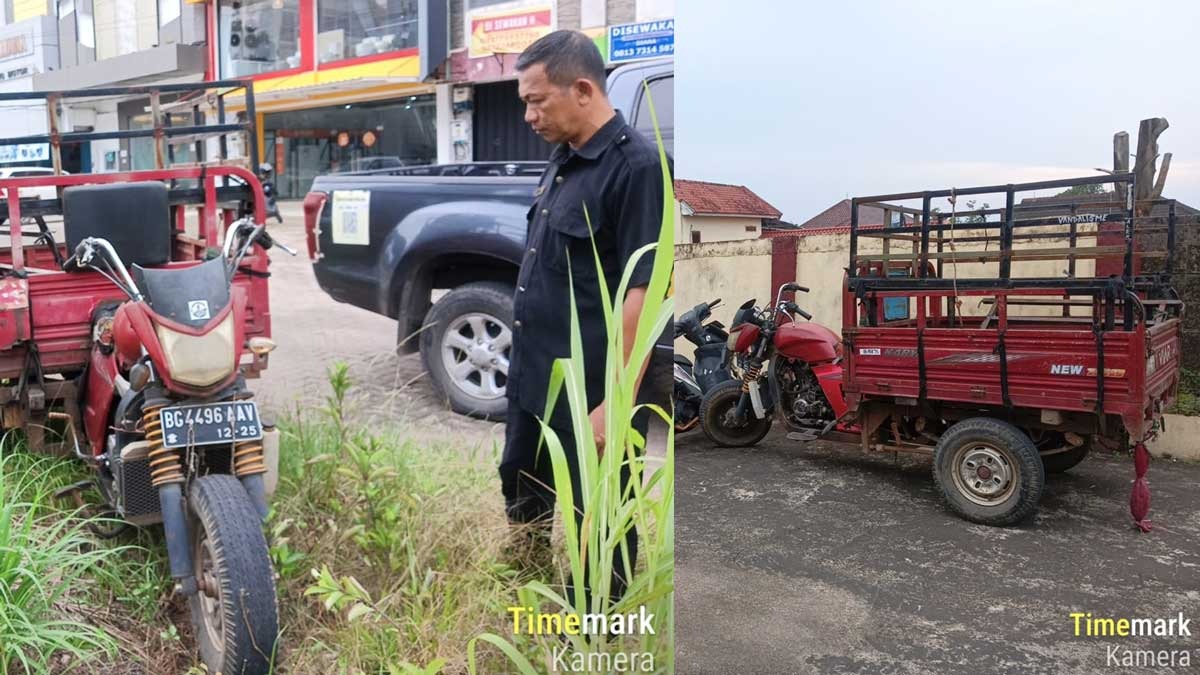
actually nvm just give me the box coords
[673,353,693,368]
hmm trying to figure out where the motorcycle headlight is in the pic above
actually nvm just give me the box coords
[727,327,741,351]
[154,314,237,387]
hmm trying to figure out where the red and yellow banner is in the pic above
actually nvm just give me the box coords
[468,5,554,58]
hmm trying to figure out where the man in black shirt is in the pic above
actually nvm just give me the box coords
[499,30,668,601]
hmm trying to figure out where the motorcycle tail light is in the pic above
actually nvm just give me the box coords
[302,191,327,262]
[154,314,237,387]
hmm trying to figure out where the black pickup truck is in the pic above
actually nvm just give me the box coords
[303,60,673,418]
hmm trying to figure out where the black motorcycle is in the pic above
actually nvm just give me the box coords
[674,298,733,432]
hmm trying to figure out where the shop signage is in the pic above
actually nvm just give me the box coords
[467,4,554,58]
[608,18,674,64]
[0,34,31,62]
[0,66,32,82]
[0,143,49,162]
[11,0,48,24]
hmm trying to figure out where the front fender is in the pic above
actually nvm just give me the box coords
[379,200,527,335]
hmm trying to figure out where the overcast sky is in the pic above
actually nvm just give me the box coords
[676,0,1200,223]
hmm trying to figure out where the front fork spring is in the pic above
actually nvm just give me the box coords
[233,440,267,477]
[742,361,763,392]
[233,392,266,477]
[144,402,184,487]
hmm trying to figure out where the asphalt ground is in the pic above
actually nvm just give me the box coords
[677,427,1200,674]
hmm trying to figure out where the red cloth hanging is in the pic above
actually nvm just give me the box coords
[1130,442,1151,532]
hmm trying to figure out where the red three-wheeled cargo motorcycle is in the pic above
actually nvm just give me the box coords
[0,81,289,674]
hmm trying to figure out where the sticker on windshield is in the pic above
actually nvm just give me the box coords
[188,300,210,321]
[332,190,371,245]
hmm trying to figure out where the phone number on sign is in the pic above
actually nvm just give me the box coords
[613,45,673,59]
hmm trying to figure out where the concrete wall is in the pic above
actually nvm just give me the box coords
[676,225,1110,346]
[673,239,773,354]
[790,226,1103,335]
[1147,414,1200,461]
[682,214,762,243]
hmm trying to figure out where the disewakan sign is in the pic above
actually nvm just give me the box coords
[608,19,674,64]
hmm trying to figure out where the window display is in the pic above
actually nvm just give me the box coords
[317,0,418,64]
[219,0,302,77]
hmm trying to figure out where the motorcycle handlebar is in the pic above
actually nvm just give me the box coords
[781,301,813,322]
[62,255,79,273]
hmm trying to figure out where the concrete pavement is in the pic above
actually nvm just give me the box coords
[677,428,1200,674]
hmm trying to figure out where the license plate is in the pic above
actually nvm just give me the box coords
[159,401,263,449]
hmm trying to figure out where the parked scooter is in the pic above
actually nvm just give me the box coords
[674,298,733,432]
[699,283,849,447]
[60,219,296,674]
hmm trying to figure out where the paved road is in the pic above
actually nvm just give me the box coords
[677,428,1200,674]
[253,201,503,448]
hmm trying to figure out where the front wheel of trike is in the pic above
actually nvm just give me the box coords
[699,379,773,447]
[933,418,1045,526]
[188,474,279,674]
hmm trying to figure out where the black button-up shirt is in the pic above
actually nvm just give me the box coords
[508,111,669,420]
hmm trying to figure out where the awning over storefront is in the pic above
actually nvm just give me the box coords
[224,53,427,113]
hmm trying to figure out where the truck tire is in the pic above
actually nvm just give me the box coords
[420,282,514,420]
[699,379,772,447]
[188,475,279,675]
[933,418,1044,526]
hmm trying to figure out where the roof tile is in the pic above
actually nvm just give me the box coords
[675,179,782,218]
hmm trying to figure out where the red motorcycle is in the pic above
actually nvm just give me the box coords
[700,283,851,447]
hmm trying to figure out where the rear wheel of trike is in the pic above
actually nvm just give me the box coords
[933,418,1044,526]
[188,475,279,674]
[699,379,773,447]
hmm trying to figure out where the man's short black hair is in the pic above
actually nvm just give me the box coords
[517,30,607,95]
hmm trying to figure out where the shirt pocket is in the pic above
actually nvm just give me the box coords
[542,201,601,277]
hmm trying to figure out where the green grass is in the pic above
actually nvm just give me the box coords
[1169,368,1200,417]
[0,445,130,674]
[272,365,530,673]
[0,373,565,674]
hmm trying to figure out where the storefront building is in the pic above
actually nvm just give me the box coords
[211,0,448,198]
[32,0,209,173]
[0,12,60,169]
[446,0,673,163]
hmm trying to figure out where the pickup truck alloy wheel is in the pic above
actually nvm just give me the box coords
[441,311,511,399]
[933,417,1045,526]
[419,282,515,420]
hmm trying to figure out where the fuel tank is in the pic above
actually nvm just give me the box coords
[774,322,840,363]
